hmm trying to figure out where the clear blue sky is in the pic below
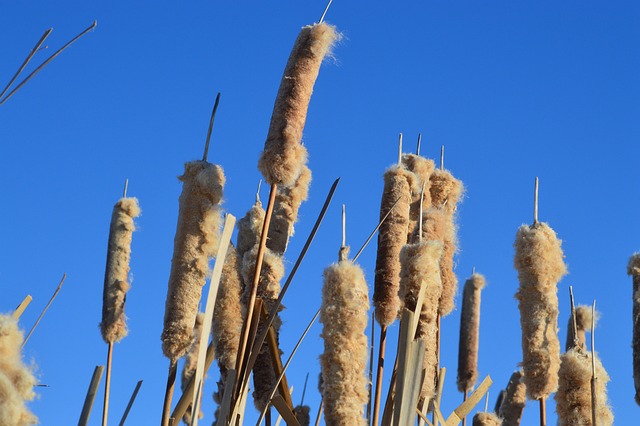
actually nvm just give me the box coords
[2,1,639,424]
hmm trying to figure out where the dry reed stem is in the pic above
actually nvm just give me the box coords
[565,305,597,352]
[555,348,613,426]
[499,370,526,426]
[258,23,338,187]
[0,314,37,425]
[181,313,205,424]
[268,162,312,255]
[100,197,141,343]
[627,253,640,405]
[514,222,566,400]
[241,247,285,411]
[471,412,501,426]
[374,165,415,328]
[320,256,369,426]
[457,273,486,393]
[162,161,225,361]
[429,169,463,317]
[402,154,435,242]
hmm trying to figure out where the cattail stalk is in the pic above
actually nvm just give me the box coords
[499,370,526,426]
[180,313,205,425]
[555,348,613,425]
[457,273,486,393]
[627,253,640,405]
[99,194,140,426]
[320,247,369,426]
[566,305,596,352]
[514,222,566,423]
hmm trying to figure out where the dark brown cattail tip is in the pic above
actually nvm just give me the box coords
[499,370,526,425]
[628,253,640,276]
[472,412,502,426]
[294,405,311,426]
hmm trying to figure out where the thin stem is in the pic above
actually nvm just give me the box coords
[22,273,66,347]
[301,373,309,406]
[0,28,52,99]
[123,178,129,198]
[367,314,375,425]
[314,399,324,426]
[202,92,221,162]
[416,133,422,156]
[539,398,546,426]
[462,390,468,426]
[78,366,105,426]
[569,286,579,349]
[342,204,346,248]
[440,145,444,170]
[102,342,114,426]
[484,392,490,412]
[161,361,178,426]
[256,180,263,203]
[319,0,333,24]
[533,177,539,225]
[591,300,598,426]
[353,196,401,262]
[398,133,403,165]
[0,20,97,106]
[418,182,426,243]
[372,326,387,426]
[118,380,143,426]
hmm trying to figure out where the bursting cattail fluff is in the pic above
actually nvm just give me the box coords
[162,161,225,361]
[457,273,486,393]
[402,153,435,242]
[514,222,567,400]
[236,197,265,260]
[0,314,37,426]
[554,348,613,426]
[181,313,205,425]
[100,196,141,343]
[258,23,338,187]
[499,370,526,426]
[429,168,464,317]
[268,163,312,255]
[320,252,369,426]
[374,164,416,328]
[565,305,597,352]
[397,240,443,404]
[472,412,502,426]
[627,253,640,405]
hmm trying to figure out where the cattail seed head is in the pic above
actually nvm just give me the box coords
[627,253,640,405]
[457,273,486,393]
[236,199,265,259]
[0,314,38,425]
[472,412,502,426]
[294,405,311,426]
[320,258,369,426]
[162,161,225,362]
[499,370,526,426]
[555,348,613,426]
[100,197,141,343]
[514,222,567,400]
[374,165,415,328]
[258,23,338,187]
[566,305,597,352]
[402,153,435,241]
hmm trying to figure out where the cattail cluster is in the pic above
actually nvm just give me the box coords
[566,305,597,351]
[397,240,443,403]
[162,161,225,361]
[0,314,37,426]
[100,196,141,343]
[181,313,205,425]
[374,164,416,328]
[472,412,502,426]
[627,253,640,405]
[320,253,369,426]
[499,370,526,426]
[457,273,486,393]
[554,348,613,425]
[514,222,566,400]
[429,168,464,317]
[258,22,338,187]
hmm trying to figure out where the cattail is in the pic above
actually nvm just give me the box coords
[0,314,37,425]
[429,168,464,317]
[241,246,285,411]
[627,253,640,405]
[294,405,311,426]
[258,23,338,187]
[457,273,486,393]
[499,370,526,426]
[320,253,369,426]
[162,161,225,361]
[100,196,140,343]
[402,153,435,241]
[181,313,205,425]
[397,240,443,404]
[514,222,567,400]
[268,163,312,255]
[554,348,613,426]
[236,197,265,260]
[374,164,417,327]
[565,305,597,351]
[472,412,502,426]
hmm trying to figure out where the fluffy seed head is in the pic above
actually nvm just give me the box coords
[472,412,502,426]
[236,199,265,259]
[457,273,486,393]
[402,153,435,241]
[499,370,526,426]
[566,305,598,351]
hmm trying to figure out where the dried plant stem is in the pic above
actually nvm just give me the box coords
[79,366,105,426]
[462,390,468,426]
[23,273,66,347]
[102,342,113,426]
[314,398,323,426]
[372,326,388,426]
[539,398,546,426]
[591,301,597,426]
[118,380,143,426]
[0,28,52,99]
[367,315,375,424]
[161,361,178,426]
[202,92,221,162]
[12,294,32,320]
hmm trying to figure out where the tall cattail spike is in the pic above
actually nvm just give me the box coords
[440,145,445,170]
[256,180,262,203]
[418,182,426,243]
[398,133,403,165]
[123,179,129,198]
[416,133,422,156]
[342,204,346,249]
[319,0,333,23]
[203,92,221,162]
[533,177,539,225]
[301,373,309,406]
[569,286,579,349]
